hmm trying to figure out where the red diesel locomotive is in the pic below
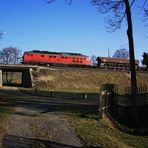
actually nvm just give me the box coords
[22,50,91,67]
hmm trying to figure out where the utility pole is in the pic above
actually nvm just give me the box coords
[108,48,110,58]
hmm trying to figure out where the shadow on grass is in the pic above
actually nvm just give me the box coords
[3,134,84,148]
[106,107,148,135]
[3,83,22,87]
[0,88,100,118]
[0,99,15,121]
[21,89,100,101]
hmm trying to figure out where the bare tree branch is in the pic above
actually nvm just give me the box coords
[144,6,148,25]
[140,0,148,25]
[44,0,72,5]
[65,0,72,5]
[0,31,4,39]
[44,0,55,4]
[91,0,125,32]
[91,0,136,32]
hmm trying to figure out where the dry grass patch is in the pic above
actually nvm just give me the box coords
[33,68,148,93]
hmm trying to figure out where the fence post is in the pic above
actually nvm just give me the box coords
[50,91,53,97]
[83,93,87,99]
[34,87,38,95]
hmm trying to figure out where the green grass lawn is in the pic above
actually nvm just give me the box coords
[64,114,148,147]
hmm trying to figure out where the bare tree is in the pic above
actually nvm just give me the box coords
[91,54,97,66]
[113,48,129,59]
[0,46,21,83]
[0,46,21,64]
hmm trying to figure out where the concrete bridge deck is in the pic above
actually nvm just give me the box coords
[0,64,37,71]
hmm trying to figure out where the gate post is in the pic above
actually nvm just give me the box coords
[99,90,109,119]
[99,92,103,119]
[99,84,117,118]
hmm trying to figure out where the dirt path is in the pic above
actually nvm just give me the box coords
[0,91,86,148]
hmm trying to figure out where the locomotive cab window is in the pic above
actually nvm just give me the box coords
[41,55,44,57]
[53,56,56,58]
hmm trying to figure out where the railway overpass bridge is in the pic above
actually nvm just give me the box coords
[0,64,37,87]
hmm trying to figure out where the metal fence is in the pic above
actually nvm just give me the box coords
[100,84,148,126]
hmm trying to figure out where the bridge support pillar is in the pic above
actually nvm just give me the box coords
[22,69,32,88]
[0,70,2,87]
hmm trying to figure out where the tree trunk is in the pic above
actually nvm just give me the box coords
[124,0,138,123]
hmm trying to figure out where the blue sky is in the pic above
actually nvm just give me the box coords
[0,0,148,62]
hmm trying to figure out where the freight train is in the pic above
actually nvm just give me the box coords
[97,57,139,70]
[22,50,139,70]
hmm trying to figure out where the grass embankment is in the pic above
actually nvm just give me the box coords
[33,68,148,93]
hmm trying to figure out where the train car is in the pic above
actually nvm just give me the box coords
[96,57,139,70]
[22,50,91,67]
